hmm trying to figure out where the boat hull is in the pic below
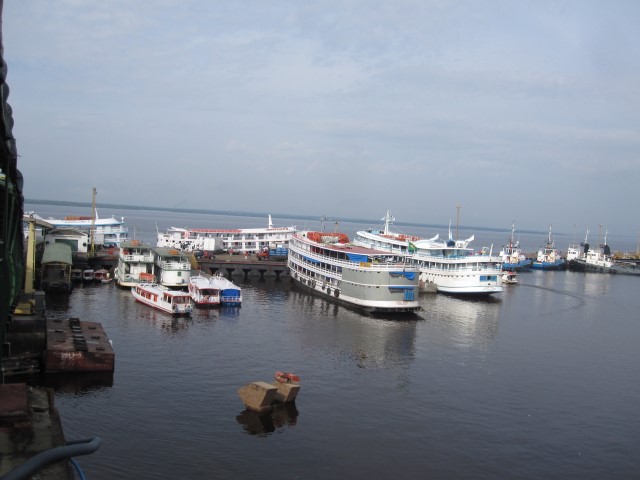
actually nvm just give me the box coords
[531,260,565,270]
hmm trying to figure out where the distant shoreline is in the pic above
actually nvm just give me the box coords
[23,197,547,236]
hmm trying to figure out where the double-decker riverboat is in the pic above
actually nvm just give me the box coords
[352,211,503,295]
[131,283,193,316]
[287,230,421,313]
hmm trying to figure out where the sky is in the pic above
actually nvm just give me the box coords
[3,1,640,236]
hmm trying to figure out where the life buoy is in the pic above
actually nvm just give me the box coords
[275,371,300,383]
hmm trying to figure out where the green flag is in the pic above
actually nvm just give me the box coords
[408,241,417,253]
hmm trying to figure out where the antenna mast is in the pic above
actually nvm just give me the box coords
[456,202,461,241]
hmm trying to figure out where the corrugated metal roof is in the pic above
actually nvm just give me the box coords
[42,243,73,264]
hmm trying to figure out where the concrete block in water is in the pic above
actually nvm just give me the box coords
[238,381,277,413]
[272,381,300,403]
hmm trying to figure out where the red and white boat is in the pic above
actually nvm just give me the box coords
[131,283,193,316]
[188,274,221,307]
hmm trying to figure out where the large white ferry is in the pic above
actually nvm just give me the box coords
[114,240,156,288]
[154,248,193,288]
[288,230,421,313]
[31,211,128,248]
[131,283,193,316]
[156,215,296,254]
[352,211,503,295]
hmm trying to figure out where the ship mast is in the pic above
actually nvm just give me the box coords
[90,187,97,257]
[455,202,461,241]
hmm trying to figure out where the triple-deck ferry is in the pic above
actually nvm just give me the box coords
[156,215,296,255]
[131,283,193,316]
[352,211,503,295]
[114,240,156,288]
[287,230,421,313]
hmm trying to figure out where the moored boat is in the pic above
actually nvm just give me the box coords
[156,215,296,255]
[499,221,532,271]
[40,243,73,292]
[288,230,421,313]
[131,283,193,315]
[82,269,95,283]
[154,247,192,288]
[93,269,110,283]
[531,226,565,270]
[209,274,242,306]
[188,274,221,307]
[352,211,503,295]
[114,240,156,288]
[501,271,518,284]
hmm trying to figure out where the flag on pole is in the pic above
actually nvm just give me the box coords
[408,241,417,253]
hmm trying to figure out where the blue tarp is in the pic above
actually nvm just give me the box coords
[302,255,321,264]
[346,253,369,263]
[391,271,416,280]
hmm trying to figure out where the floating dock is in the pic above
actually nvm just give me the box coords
[45,318,115,373]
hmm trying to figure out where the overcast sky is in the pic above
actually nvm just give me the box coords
[3,1,639,235]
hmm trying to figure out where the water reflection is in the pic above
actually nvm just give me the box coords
[236,403,299,437]
[291,290,419,371]
[425,294,501,350]
[135,307,191,333]
[32,372,114,394]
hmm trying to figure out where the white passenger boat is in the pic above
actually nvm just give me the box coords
[209,274,242,306]
[114,240,156,288]
[131,283,193,316]
[352,211,503,295]
[188,274,221,307]
[31,211,128,248]
[156,215,296,255]
[288,230,421,313]
[154,247,193,288]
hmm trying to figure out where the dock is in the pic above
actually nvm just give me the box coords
[45,318,114,373]
[196,253,289,279]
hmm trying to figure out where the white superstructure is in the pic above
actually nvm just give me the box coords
[154,248,192,288]
[114,240,156,288]
[156,215,296,254]
[353,211,503,295]
[32,211,128,247]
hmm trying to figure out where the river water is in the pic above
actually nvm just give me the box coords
[26,204,640,479]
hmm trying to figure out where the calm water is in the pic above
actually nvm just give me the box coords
[27,205,640,479]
